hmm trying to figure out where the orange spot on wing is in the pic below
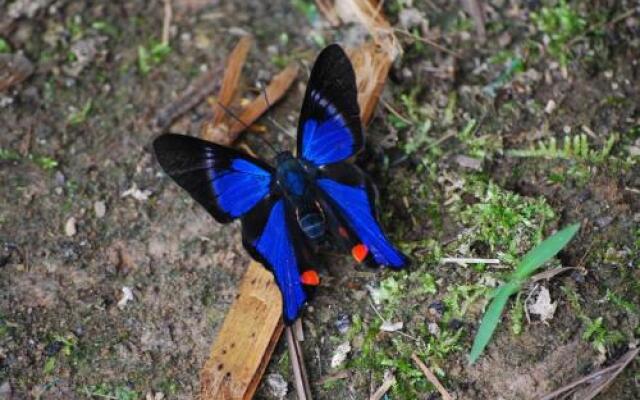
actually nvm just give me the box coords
[300,270,320,286]
[351,244,369,263]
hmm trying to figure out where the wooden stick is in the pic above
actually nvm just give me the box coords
[441,257,500,265]
[286,324,313,400]
[200,262,284,399]
[368,373,396,400]
[411,353,453,400]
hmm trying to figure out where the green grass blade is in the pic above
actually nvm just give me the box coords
[513,223,580,281]
[469,223,580,364]
[469,280,521,364]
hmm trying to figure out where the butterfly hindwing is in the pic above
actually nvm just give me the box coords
[241,197,308,323]
[153,134,274,223]
[297,44,363,166]
[318,163,407,269]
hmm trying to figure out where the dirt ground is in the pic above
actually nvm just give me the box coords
[1,1,639,399]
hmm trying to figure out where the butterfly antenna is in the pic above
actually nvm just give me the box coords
[215,101,280,156]
[262,89,294,140]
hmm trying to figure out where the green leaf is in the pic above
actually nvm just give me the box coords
[468,280,520,364]
[512,223,580,281]
[43,356,56,374]
[469,223,581,363]
[0,38,11,53]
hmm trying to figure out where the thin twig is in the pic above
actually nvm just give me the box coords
[411,353,453,400]
[368,372,396,400]
[286,324,313,400]
[530,267,576,283]
[394,28,460,58]
[568,8,638,46]
[162,0,172,46]
[381,99,413,125]
[441,257,501,265]
[152,65,223,131]
[539,347,639,400]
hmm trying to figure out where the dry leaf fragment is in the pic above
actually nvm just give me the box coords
[211,35,253,127]
[528,286,557,322]
[203,64,299,145]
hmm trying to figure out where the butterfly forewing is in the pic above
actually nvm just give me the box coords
[297,44,363,165]
[153,134,274,223]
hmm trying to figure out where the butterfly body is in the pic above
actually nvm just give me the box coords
[274,152,327,241]
[154,44,407,324]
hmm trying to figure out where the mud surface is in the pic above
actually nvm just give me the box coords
[1,1,639,399]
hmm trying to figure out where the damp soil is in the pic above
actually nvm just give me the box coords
[1,1,639,399]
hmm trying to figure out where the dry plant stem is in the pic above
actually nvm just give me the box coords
[530,267,576,283]
[411,353,453,400]
[153,65,223,131]
[200,262,284,400]
[441,257,500,264]
[394,28,460,57]
[212,36,253,127]
[539,347,639,400]
[162,0,172,46]
[368,374,396,400]
[286,325,313,400]
[226,64,299,141]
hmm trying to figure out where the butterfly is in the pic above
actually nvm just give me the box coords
[153,44,407,324]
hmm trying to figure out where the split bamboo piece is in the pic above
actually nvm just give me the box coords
[200,262,284,399]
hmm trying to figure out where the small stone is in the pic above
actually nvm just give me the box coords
[94,201,106,218]
[264,373,288,399]
[380,320,404,332]
[454,155,482,171]
[427,301,445,320]
[330,342,351,369]
[335,314,351,335]
[44,340,63,356]
[399,8,426,30]
[428,322,440,336]
[121,183,152,201]
[448,319,464,330]
[117,287,134,309]
[64,217,77,237]
[544,99,557,114]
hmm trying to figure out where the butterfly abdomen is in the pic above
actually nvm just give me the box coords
[299,212,325,240]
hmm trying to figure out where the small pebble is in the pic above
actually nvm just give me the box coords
[117,287,134,309]
[427,301,445,320]
[428,322,440,336]
[380,321,404,332]
[44,340,63,356]
[64,217,77,237]
[448,319,464,330]
[335,314,351,335]
[94,201,106,218]
[544,99,557,114]
[330,342,351,369]
[264,373,288,399]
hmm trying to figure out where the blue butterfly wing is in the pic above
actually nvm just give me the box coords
[297,44,363,166]
[242,198,308,324]
[317,163,407,269]
[153,134,274,222]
